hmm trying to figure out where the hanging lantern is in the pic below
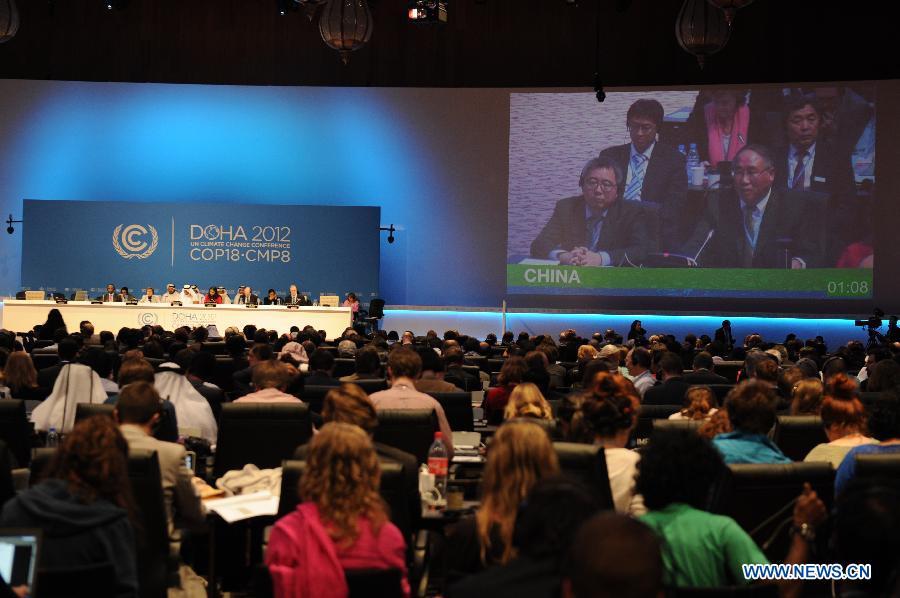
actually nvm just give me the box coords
[706,0,754,27]
[0,0,19,44]
[675,0,730,68]
[318,0,373,65]
[298,0,327,23]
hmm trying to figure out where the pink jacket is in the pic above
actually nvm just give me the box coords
[266,502,409,598]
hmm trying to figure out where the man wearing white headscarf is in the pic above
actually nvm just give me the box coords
[31,363,107,433]
[154,364,218,443]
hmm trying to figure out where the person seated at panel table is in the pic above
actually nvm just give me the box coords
[138,287,159,303]
[118,286,135,302]
[284,283,311,306]
[235,285,259,305]
[342,292,360,319]
[597,98,687,250]
[97,283,122,303]
[529,156,657,267]
[680,144,824,269]
[217,287,232,304]
[181,285,202,304]
[263,289,282,306]
[161,283,183,304]
[203,286,222,305]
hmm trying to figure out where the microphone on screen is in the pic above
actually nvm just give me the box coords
[688,229,715,267]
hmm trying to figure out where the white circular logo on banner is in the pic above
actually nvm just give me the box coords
[138,312,158,326]
[113,224,158,259]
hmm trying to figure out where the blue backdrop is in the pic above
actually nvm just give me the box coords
[21,200,379,300]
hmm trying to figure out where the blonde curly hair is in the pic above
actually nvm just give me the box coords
[300,422,388,547]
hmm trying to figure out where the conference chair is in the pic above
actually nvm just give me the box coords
[855,453,900,479]
[200,341,227,355]
[0,399,33,468]
[211,356,242,392]
[30,353,59,370]
[713,361,743,383]
[709,462,834,561]
[507,417,560,440]
[127,448,172,598]
[707,384,736,404]
[0,440,16,507]
[301,385,335,414]
[631,404,682,445]
[332,358,356,378]
[551,442,615,510]
[213,403,312,478]
[278,459,413,541]
[354,378,389,395]
[346,569,404,598]
[427,392,474,432]
[859,391,881,409]
[486,358,506,373]
[364,299,385,334]
[374,409,438,464]
[29,447,56,486]
[74,403,115,424]
[772,415,827,461]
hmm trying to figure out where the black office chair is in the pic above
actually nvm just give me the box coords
[213,403,312,478]
[486,358,506,373]
[364,299,385,334]
[127,448,171,598]
[332,358,357,378]
[29,447,56,486]
[30,353,59,370]
[278,459,413,541]
[707,384,736,403]
[74,403,115,424]
[632,404,682,445]
[652,418,704,434]
[374,410,438,464]
[713,362,743,383]
[552,442,615,510]
[427,392,474,432]
[37,562,117,598]
[709,462,834,561]
[772,415,827,461]
[0,440,16,508]
[855,453,900,479]
[0,399,34,468]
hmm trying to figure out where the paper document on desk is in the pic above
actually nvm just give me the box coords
[453,431,481,449]
[204,491,279,523]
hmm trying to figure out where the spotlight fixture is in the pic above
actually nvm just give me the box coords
[105,0,129,10]
[593,73,606,103]
[407,0,447,24]
[379,224,396,244]
[6,214,22,235]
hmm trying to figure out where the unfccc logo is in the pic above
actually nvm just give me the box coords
[138,312,158,326]
[113,224,159,259]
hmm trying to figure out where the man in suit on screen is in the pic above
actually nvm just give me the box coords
[683,144,823,269]
[284,284,311,306]
[598,98,687,249]
[98,283,122,302]
[529,155,656,267]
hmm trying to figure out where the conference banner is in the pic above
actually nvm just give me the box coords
[22,200,380,301]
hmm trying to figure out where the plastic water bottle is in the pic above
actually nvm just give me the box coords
[686,143,700,184]
[678,143,686,156]
[46,427,59,448]
[427,432,449,511]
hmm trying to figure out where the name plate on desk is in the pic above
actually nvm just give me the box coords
[126,300,138,305]
[90,300,102,304]
[286,305,299,310]
[204,302,217,308]
[171,301,183,306]
[245,303,258,308]
[55,299,68,304]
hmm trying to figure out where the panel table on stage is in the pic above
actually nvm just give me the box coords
[0,300,352,340]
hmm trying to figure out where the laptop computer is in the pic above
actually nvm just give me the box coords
[318,295,340,307]
[72,290,88,302]
[0,529,40,595]
[23,291,45,301]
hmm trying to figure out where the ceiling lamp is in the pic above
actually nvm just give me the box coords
[0,0,19,43]
[318,0,373,65]
[706,0,754,27]
[296,0,328,22]
[675,0,730,68]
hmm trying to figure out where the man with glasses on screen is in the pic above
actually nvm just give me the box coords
[683,144,822,269]
[529,155,655,267]
[598,98,687,250]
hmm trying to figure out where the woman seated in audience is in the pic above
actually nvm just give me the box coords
[863,359,900,392]
[567,345,599,387]
[697,409,732,440]
[557,392,588,441]
[266,422,409,597]
[503,382,553,421]
[445,421,559,580]
[571,372,645,516]
[37,308,67,341]
[483,356,527,425]
[637,428,826,591]
[669,386,718,421]
[0,352,48,401]
[523,351,551,395]
[712,380,791,464]
[804,374,875,468]
[835,390,900,497]
[1,416,138,596]
[789,377,824,415]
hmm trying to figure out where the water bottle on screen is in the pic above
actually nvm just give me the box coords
[427,432,449,511]
[46,427,59,448]
[686,143,700,184]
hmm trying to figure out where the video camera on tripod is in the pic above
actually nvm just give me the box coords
[855,308,900,350]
